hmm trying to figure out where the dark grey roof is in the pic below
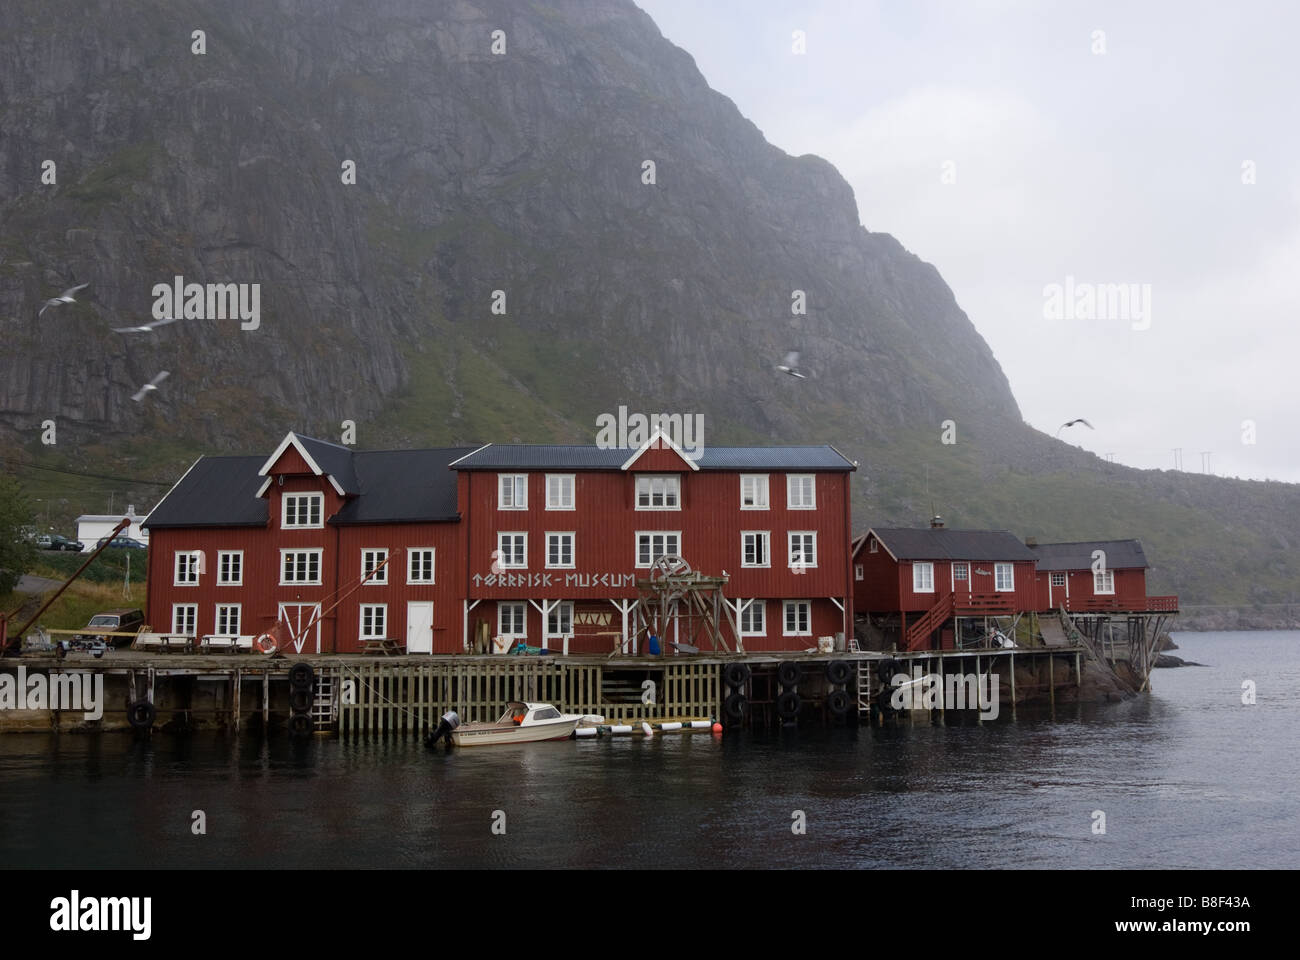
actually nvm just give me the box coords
[297,435,359,495]
[144,456,269,528]
[450,444,855,471]
[332,448,478,524]
[865,527,1038,562]
[1030,540,1148,570]
[145,447,477,528]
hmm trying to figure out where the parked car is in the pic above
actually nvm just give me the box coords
[96,535,147,550]
[34,534,53,549]
[74,608,146,646]
[47,534,84,551]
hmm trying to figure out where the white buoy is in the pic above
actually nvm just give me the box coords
[660,721,682,732]
[687,720,712,729]
[641,721,654,737]
[609,724,633,735]
[574,726,598,738]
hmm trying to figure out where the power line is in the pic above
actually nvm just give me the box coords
[0,456,172,487]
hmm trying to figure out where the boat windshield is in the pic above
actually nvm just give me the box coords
[532,707,561,720]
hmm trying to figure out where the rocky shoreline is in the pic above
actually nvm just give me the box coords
[1173,606,1300,632]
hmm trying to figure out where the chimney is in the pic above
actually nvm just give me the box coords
[929,515,944,529]
[1025,536,1038,547]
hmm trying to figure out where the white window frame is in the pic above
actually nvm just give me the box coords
[739,599,766,636]
[741,531,770,568]
[498,474,528,510]
[546,601,574,641]
[782,600,811,637]
[362,548,388,584]
[1050,572,1066,587]
[787,474,816,510]
[359,603,387,640]
[1094,569,1115,595]
[635,474,681,510]
[953,562,969,582]
[854,564,864,581]
[498,603,526,638]
[407,548,435,585]
[788,531,818,570]
[214,604,241,636]
[740,474,769,510]
[995,562,1015,592]
[282,492,323,529]
[869,538,878,553]
[546,532,575,569]
[497,532,527,569]
[172,603,198,636]
[280,548,323,585]
[545,474,575,510]
[174,550,201,586]
[217,550,243,586]
[913,561,935,593]
[636,531,681,568]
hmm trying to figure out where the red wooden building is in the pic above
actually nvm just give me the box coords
[1029,539,1176,613]
[143,430,856,654]
[851,519,1038,651]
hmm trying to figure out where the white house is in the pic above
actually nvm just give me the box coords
[75,504,150,551]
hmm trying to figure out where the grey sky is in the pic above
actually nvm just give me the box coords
[637,0,1300,482]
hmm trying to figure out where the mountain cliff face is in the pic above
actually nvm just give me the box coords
[1,0,1296,607]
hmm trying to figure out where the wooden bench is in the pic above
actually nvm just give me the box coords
[361,637,406,656]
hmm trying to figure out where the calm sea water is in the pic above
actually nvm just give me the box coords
[1,631,1296,869]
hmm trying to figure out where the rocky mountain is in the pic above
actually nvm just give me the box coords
[1,0,1296,608]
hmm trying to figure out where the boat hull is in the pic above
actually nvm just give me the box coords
[450,717,579,746]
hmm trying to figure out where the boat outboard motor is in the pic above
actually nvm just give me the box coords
[426,710,461,749]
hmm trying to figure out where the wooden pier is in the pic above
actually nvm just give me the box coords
[0,645,1094,735]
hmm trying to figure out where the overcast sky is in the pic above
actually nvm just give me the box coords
[637,0,1300,483]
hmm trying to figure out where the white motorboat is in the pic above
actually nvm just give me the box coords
[429,701,583,747]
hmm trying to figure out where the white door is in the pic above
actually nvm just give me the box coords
[278,603,322,654]
[407,601,434,654]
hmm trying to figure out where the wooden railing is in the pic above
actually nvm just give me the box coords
[905,594,954,651]
[1062,595,1179,613]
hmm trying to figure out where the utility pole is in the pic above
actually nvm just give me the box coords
[1201,451,1212,474]
[1172,448,1183,471]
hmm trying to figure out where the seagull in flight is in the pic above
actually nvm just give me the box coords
[131,370,170,402]
[776,351,807,379]
[113,317,178,334]
[38,283,89,317]
[1056,418,1095,437]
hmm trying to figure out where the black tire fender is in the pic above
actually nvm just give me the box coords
[827,689,850,716]
[825,660,852,686]
[723,662,751,689]
[288,714,313,736]
[776,691,801,720]
[723,692,748,720]
[289,688,313,714]
[777,661,801,688]
[289,662,315,691]
[127,700,156,729]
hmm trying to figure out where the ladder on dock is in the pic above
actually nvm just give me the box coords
[856,660,873,716]
[312,671,336,731]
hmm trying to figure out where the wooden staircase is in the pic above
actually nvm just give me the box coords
[905,594,954,651]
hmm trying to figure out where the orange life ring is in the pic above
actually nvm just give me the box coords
[255,634,277,654]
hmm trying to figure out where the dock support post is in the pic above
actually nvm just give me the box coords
[147,667,155,705]
[937,653,944,725]
[1049,654,1055,714]
[1075,651,1081,691]
[263,672,269,730]
[233,669,241,731]
[975,654,982,723]
[1009,652,1016,720]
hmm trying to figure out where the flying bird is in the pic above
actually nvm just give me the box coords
[131,370,170,402]
[776,351,806,379]
[38,283,89,317]
[113,317,178,334]
[1056,418,1094,437]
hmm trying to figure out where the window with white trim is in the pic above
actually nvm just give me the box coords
[408,548,435,584]
[546,474,574,510]
[739,599,766,636]
[359,604,387,640]
[855,564,864,581]
[217,550,243,585]
[1050,572,1066,587]
[498,603,526,638]
[362,548,388,584]
[281,549,322,585]
[636,531,681,567]
[498,474,527,510]
[869,538,878,553]
[788,531,817,569]
[783,600,811,636]
[740,475,769,510]
[172,604,197,636]
[913,561,935,593]
[787,474,816,509]
[497,533,527,569]
[546,532,574,568]
[215,604,241,636]
[994,563,1015,592]
[953,562,969,582]
[546,601,574,639]
[282,493,323,528]
[174,550,201,585]
[1094,569,1115,594]
[635,475,680,510]
[742,531,770,567]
